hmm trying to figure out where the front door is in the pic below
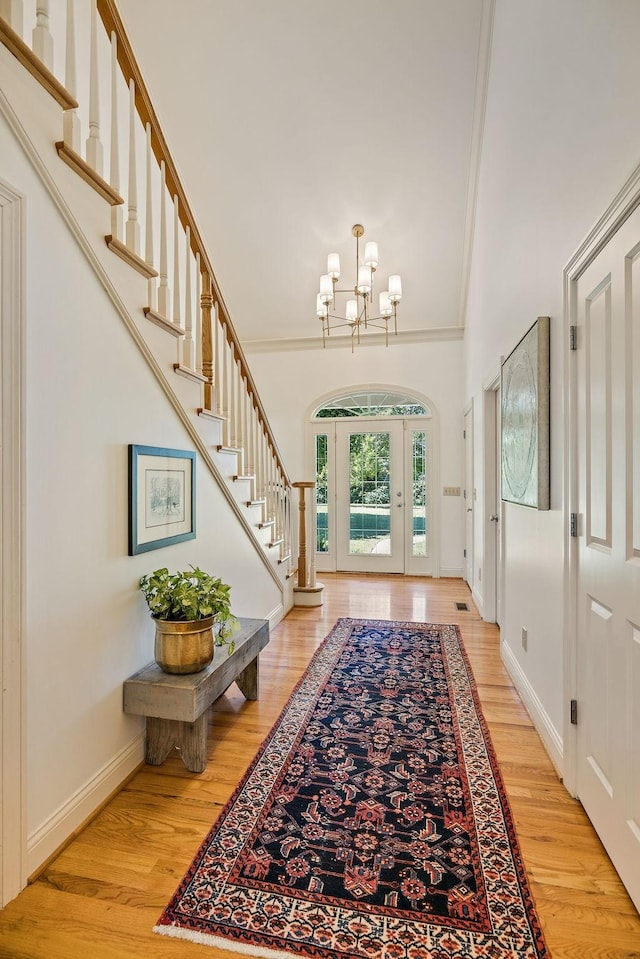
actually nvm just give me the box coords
[574,205,640,910]
[336,420,405,573]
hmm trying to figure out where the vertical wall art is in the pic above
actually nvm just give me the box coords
[501,316,550,509]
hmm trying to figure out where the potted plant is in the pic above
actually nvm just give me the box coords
[139,565,237,674]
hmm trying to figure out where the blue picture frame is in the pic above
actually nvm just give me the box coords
[128,444,196,555]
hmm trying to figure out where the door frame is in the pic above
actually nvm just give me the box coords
[482,372,501,624]
[307,385,440,578]
[563,159,640,797]
[0,179,26,906]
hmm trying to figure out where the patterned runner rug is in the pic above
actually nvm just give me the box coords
[154,618,550,958]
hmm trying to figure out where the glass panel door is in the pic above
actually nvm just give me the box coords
[336,421,404,573]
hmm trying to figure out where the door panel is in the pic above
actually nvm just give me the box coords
[494,387,502,625]
[336,421,404,573]
[464,408,473,587]
[575,209,640,909]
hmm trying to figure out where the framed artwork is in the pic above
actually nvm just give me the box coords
[501,316,550,509]
[128,445,196,555]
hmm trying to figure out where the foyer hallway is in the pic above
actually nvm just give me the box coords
[1,574,638,958]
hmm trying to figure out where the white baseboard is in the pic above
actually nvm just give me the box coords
[471,585,483,617]
[440,567,464,578]
[27,732,145,875]
[265,603,285,631]
[501,641,564,777]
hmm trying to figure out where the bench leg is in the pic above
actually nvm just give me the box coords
[235,655,259,700]
[145,713,209,773]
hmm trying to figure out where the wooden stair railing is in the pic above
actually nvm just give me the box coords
[0,0,294,568]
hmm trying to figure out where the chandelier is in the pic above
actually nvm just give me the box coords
[316,224,402,350]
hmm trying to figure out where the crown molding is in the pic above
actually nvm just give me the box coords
[242,325,465,355]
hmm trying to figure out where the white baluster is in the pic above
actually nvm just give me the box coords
[270,456,276,534]
[221,327,230,445]
[32,0,53,69]
[261,430,269,518]
[183,227,195,369]
[85,1,103,174]
[0,0,24,37]
[125,79,140,253]
[195,255,203,375]
[157,160,170,318]
[244,383,252,476]
[229,345,237,447]
[172,195,181,328]
[62,0,80,150]
[236,357,244,455]
[212,297,222,402]
[257,421,265,507]
[108,31,122,237]
[246,391,254,478]
[144,123,155,309]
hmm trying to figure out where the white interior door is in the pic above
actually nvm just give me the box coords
[574,207,640,910]
[464,407,474,587]
[336,420,404,573]
[494,386,502,626]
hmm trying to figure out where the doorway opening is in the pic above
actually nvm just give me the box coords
[309,388,439,577]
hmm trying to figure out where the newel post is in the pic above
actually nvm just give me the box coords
[292,482,324,607]
[201,272,214,412]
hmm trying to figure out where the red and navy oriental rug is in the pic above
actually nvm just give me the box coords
[154,618,550,959]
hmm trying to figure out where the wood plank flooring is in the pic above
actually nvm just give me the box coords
[1,574,639,958]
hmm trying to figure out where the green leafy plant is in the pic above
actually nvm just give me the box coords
[139,566,238,646]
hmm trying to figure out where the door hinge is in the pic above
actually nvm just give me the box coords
[463,548,467,558]
[464,489,467,499]
[569,325,578,351]
[570,512,578,537]
[570,699,578,725]
[463,429,466,438]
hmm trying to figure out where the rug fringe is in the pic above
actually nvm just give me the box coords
[153,924,304,959]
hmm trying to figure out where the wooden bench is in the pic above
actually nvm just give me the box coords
[123,617,269,773]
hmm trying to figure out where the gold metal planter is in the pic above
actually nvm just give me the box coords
[153,615,215,674]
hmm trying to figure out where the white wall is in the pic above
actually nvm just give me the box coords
[1,113,281,873]
[248,337,465,577]
[465,0,640,759]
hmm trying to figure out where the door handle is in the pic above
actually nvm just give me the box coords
[489,514,499,522]
[466,508,472,513]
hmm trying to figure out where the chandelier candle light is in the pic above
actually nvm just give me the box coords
[316,224,402,350]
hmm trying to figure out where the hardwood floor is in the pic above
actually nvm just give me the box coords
[1,574,639,958]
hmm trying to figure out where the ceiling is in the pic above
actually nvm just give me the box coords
[117,0,488,350]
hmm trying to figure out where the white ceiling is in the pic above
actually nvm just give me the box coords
[118,0,487,349]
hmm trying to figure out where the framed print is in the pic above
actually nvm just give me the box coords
[128,445,196,554]
[501,316,550,509]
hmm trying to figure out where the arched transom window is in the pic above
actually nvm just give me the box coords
[313,390,430,419]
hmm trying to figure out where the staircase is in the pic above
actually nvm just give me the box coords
[0,0,321,603]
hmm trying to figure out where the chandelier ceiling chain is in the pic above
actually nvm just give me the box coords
[316,224,402,350]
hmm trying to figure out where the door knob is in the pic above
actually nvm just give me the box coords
[489,514,499,522]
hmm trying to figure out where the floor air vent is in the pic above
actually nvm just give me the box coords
[455,602,469,611]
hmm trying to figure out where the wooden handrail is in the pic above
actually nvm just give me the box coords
[96,0,290,486]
